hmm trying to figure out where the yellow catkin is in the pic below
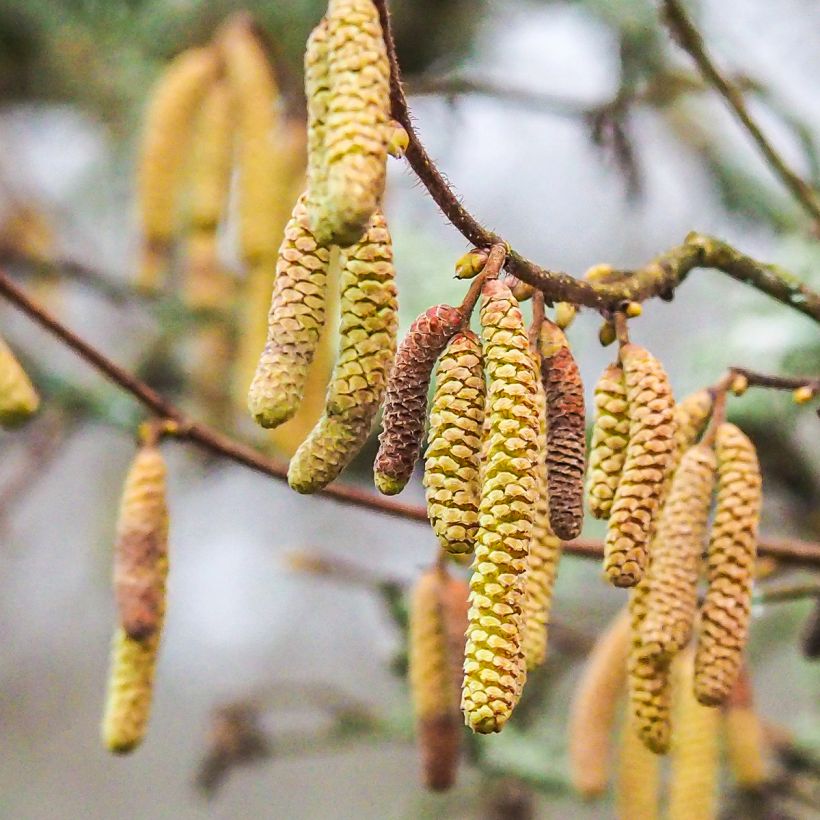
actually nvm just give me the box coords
[288,209,397,493]
[724,668,768,789]
[305,18,330,233]
[640,444,717,662]
[424,330,485,555]
[586,363,629,519]
[409,566,469,792]
[668,650,721,820]
[247,194,331,429]
[568,607,631,798]
[673,389,713,455]
[462,279,540,734]
[136,46,219,291]
[695,423,762,706]
[186,322,235,429]
[314,0,390,247]
[615,713,661,820]
[0,335,39,427]
[604,344,676,588]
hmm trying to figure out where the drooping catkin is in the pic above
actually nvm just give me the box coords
[586,363,629,519]
[136,47,219,292]
[0,335,39,427]
[409,566,469,791]
[288,210,397,493]
[538,320,585,541]
[314,0,390,247]
[374,305,464,496]
[305,18,330,233]
[674,389,713,455]
[568,607,631,798]
[724,666,768,789]
[668,650,721,820]
[248,194,332,429]
[604,344,676,588]
[640,444,717,662]
[615,712,661,820]
[113,445,169,641]
[423,331,485,555]
[462,279,540,734]
[695,423,762,706]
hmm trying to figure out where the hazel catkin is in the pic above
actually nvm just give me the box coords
[616,712,661,819]
[113,445,169,642]
[674,389,713,455]
[604,344,676,588]
[723,666,768,789]
[0,335,40,427]
[305,18,330,233]
[462,279,540,734]
[694,423,762,706]
[538,319,585,541]
[423,330,485,554]
[374,304,464,496]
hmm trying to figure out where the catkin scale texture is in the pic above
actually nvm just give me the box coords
[305,19,330,232]
[586,363,629,519]
[374,304,464,496]
[113,446,169,641]
[423,331,485,554]
[288,210,397,493]
[248,195,331,429]
[538,321,585,540]
[674,390,713,454]
[313,0,390,247]
[604,344,676,587]
[695,423,762,706]
[462,279,540,734]
[0,335,39,427]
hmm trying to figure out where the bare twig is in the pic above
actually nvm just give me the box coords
[755,582,820,606]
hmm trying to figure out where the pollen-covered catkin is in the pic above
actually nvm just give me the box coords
[640,444,717,662]
[315,0,390,247]
[409,566,469,791]
[695,423,762,706]
[568,607,631,797]
[604,344,676,588]
[724,667,768,789]
[136,47,219,291]
[616,713,661,820]
[288,210,397,493]
[539,320,585,541]
[674,390,713,454]
[0,335,39,427]
[248,195,331,429]
[305,18,330,230]
[462,279,540,734]
[668,651,721,820]
[374,305,464,495]
[424,331,485,554]
[586,363,629,519]
[113,445,169,641]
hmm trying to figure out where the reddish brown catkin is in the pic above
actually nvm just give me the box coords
[462,279,540,734]
[640,444,717,662]
[568,608,631,798]
[538,319,585,540]
[373,305,465,496]
[113,445,169,641]
[695,423,762,706]
[409,566,469,792]
[424,331,485,554]
[586,363,629,519]
[604,344,676,588]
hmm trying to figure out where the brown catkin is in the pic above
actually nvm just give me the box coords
[640,444,717,662]
[247,194,332,429]
[462,279,540,734]
[423,331,485,554]
[615,712,661,819]
[0,335,39,427]
[374,305,465,496]
[674,389,713,455]
[538,320,585,540]
[695,423,762,706]
[668,650,721,820]
[568,607,631,798]
[604,344,676,588]
[136,46,219,291]
[288,210,397,493]
[586,363,629,519]
[113,445,169,641]
[409,566,469,792]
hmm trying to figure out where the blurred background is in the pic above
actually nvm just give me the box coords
[0,0,817,817]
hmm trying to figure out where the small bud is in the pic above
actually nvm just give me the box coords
[624,301,642,318]
[793,385,814,404]
[554,301,577,329]
[598,320,617,347]
[387,120,409,158]
[508,277,535,302]
[454,248,489,280]
[584,263,616,283]
[730,374,749,396]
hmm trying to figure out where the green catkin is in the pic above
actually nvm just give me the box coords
[305,19,330,232]
[424,331,485,555]
[0,335,39,427]
[288,209,397,493]
[462,279,540,734]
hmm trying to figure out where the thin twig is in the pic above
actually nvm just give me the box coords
[755,582,820,606]
[729,367,820,394]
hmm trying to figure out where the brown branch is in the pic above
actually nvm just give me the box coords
[729,367,820,394]
[661,0,820,226]
[755,582,820,606]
